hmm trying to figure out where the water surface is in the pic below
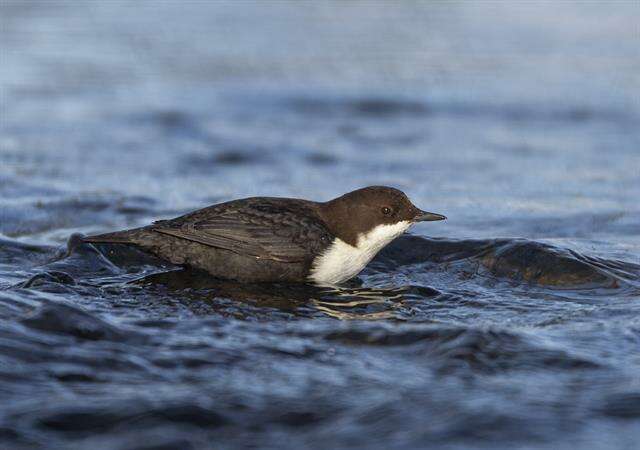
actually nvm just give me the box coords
[1,1,639,449]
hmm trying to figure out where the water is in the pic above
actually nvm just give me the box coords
[1,1,640,449]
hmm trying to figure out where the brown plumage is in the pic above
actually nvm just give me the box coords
[83,186,445,283]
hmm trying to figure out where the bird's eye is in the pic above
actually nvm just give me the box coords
[381,206,392,215]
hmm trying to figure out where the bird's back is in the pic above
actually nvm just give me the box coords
[84,197,334,282]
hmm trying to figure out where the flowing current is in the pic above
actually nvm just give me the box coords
[1,2,639,449]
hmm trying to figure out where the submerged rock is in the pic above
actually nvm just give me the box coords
[21,302,143,342]
[480,240,613,287]
[379,235,624,288]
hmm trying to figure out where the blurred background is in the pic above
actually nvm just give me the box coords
[2,0,638,246]
[1,1,640,450]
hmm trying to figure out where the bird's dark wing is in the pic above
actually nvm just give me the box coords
[152,198,331,263]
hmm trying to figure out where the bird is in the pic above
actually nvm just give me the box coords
[83,186,446,284]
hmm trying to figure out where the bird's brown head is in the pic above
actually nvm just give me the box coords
[320,186,445,246]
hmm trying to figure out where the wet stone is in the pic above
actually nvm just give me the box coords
[17,271,76,288]
[21,302,140,342]
[481,240,612,287]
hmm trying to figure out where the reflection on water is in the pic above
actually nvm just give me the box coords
[135,268,415,320]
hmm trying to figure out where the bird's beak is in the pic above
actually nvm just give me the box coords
[413,210,447,222]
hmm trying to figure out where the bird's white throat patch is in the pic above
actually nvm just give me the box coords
[309,220,411,285]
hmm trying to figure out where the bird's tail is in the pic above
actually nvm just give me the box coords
[83,229,139,244]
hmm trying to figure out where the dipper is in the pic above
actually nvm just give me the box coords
[83,186,445,284]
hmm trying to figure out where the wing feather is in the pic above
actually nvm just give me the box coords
[152,199,330,263]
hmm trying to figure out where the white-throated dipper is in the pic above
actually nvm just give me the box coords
[83,186,445,284]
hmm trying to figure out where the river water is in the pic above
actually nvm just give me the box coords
[1,1,639,449]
